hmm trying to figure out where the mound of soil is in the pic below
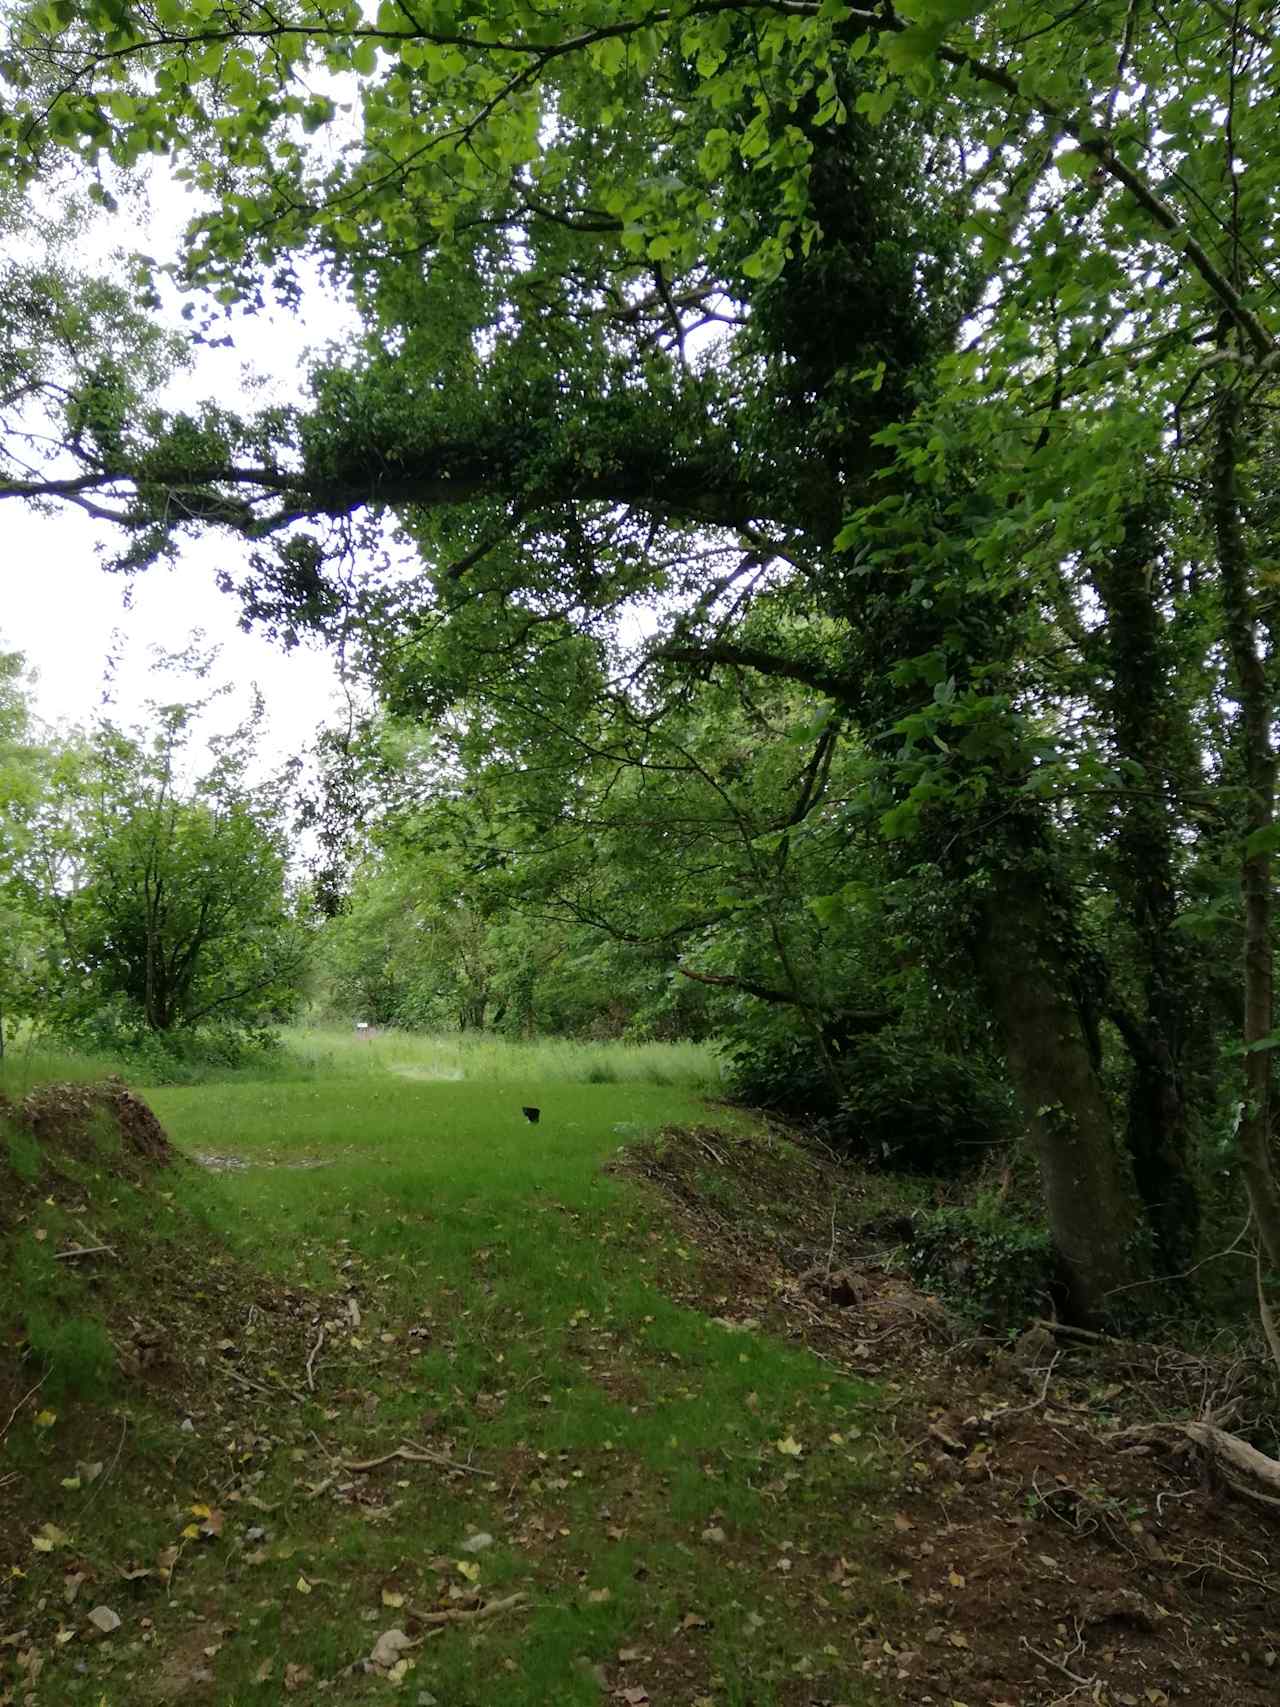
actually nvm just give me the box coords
[0,1079,174,1225]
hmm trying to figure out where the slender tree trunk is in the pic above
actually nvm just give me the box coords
[1213,386,1280,1268]
[1090,506,1200,1271]
[973,864,1141,1322]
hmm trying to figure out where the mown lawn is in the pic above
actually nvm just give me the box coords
[4,1041,889,1706]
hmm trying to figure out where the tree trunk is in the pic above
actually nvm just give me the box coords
[973,866,1141,1322]
[1090,505,1200,1272]
[1213,385,1280,1270]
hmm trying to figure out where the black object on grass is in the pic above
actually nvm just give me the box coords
[522,1106,541,1124]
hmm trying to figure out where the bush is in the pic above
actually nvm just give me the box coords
[719,1020,845,1118]
[723,1018,1017,1175]
[49,1013,285,1083]
[823,1036,1018,1175]
[909,1198,1059,1325]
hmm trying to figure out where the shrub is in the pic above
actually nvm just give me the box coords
[720,1021,844,1118]
[723,1017,1017,1175]
[823,1036,1018,1175]
[50,1013,285,1083]
[909,1198,1059,1324]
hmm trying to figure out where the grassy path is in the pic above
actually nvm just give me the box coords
[47,1063,880,1705]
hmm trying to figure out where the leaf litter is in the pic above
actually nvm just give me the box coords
[8,1088,1280,1705]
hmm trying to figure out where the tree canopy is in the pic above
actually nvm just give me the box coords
[4,0,1280,1320]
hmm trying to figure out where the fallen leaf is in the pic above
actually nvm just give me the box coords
[87,1607,121,1635]
[679,1612,708,1631]
[701,1526,726,1544]
[461,1532,493,1554]
[381,1589,405,1608]
[253,1658,273,1683]
[284,1661,314,1692]
[615,1689,649,1705]
[33,1410,56,1428]
[775,1435,803,1457]
[295,1575,312,1595]
[456,1560,481,1584]
[370,1628,417,1671]
[587,1587,611,1604]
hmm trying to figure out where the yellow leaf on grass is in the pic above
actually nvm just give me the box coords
[296,1575,313,1595]
[34,1411,56,1429]
[775,1435,803,1457]
[456,1561,481,1584]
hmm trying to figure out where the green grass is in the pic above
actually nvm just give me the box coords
[0,1040,127,1097]
[2,1039,888,1706]
[274,1025,724,1089]
[0,1025,723,1093]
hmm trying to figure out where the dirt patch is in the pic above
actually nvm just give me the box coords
[1,1078,173,1207]
[628,1124,1280,1706]
[192,1153,335,1172]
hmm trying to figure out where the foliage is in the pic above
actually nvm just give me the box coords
[4,0,1280,1314]
[28,680,307,1041]
[908,1199,1059,1328]
[825,1036,1017,1176]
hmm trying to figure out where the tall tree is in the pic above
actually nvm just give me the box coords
[3,0,1280,1313]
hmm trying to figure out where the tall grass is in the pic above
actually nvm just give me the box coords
[0,1040,126,1098]
[0,1024,723,1093]
[274,1026,723,1089]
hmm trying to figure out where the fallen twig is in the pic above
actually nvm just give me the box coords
[82,1413,128,1515]
[1033,1318,1122,1347]
[0,1375,47,1444]
[407,1592,529,1626]
[305,1326,325,1393]
[1018,1635,1095,1688]
[339,1441,486,1478]
[54,1244,117,1262]
[223,1361,309,1406]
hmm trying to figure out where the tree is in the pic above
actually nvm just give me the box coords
[34,690,306,1040]
[3,0,1280,1315]
[0,648,54,1051]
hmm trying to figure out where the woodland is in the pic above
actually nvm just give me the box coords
[8,3,1280,1700]
[3,0,1280,1453]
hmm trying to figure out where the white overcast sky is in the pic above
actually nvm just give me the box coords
[4,169,361,765]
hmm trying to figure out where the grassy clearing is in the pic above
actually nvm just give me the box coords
[2,1044,889,1707]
